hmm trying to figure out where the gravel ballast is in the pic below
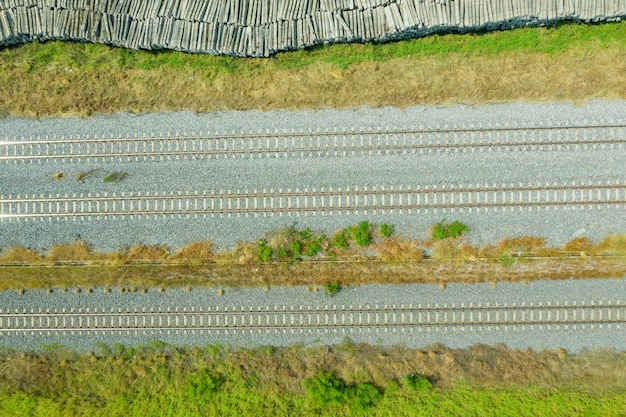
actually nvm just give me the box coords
[0,279,625,352]
[1,100,625,252]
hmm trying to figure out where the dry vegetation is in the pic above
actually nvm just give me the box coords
[0,22,625,117]
[0,227,624,291]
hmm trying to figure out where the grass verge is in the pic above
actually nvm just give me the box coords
[0,343,625,417]
[0,21,625,117]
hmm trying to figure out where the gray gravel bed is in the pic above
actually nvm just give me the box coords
[3,100,626,138]
[2,150,624,196]
[1,100,625,252]
[1,279,625,352]
[0,205,623,252]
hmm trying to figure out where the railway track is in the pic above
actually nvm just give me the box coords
[1,301,623,335]
[1,181,624,221]
[1,124,625,162]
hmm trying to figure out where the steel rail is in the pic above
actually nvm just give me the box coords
[0,138,624,161]
[5,301,626,315]
[0,302,623,333]
[2,200,625,220]
[2,183,624,203]
[1,124,625,162]
[5,123,626,145]
[0,182,624,220]
[0,320,622,333]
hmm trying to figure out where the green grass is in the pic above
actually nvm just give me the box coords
[1,343,625,417]
[271,21,626,68]
[1,21,626,116]
[3,387,623,417]
[14,21,625,73]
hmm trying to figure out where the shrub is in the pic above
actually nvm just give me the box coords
[260,224,327,262]
[304,240,323,257]
[75,169,100,183]
[301,372,381,411]
[348,382,382,412]
[298,228,313,241]
[289,241,301,258]
[186,370,224,403]
[299,228,325,258]
[324,281,341,297]
[352,221,373,247]
[498,254,516,266]
[401,374,432,392]
[431,219,469,240]
[257,240,271,262]
[301,372,348,408]
[379,223,394,238]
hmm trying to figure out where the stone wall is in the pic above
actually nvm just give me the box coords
[0,0,624,57]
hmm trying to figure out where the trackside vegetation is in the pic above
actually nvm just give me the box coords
[0,222,624,291]
[0,343,625,417]
[1,21,626,117]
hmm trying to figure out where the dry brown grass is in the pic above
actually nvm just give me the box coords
[593,234,626,255]
[222,241,257,264]
[122,244,169,263]
[478,236,551,259]
[562,237,594,253]
[45,242,96,264]
[431,238,477,262]
[371,237,423,262]
[0,255,623,291]
[167,241,214,264]
[0,247,43,264]
[1,24,626,117]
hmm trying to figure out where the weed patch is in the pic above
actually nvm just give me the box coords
[103,171,128,184]
[324,281,341,297]
[351,221,373,247]
[379,223,394,238]
[431,219,469,240]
